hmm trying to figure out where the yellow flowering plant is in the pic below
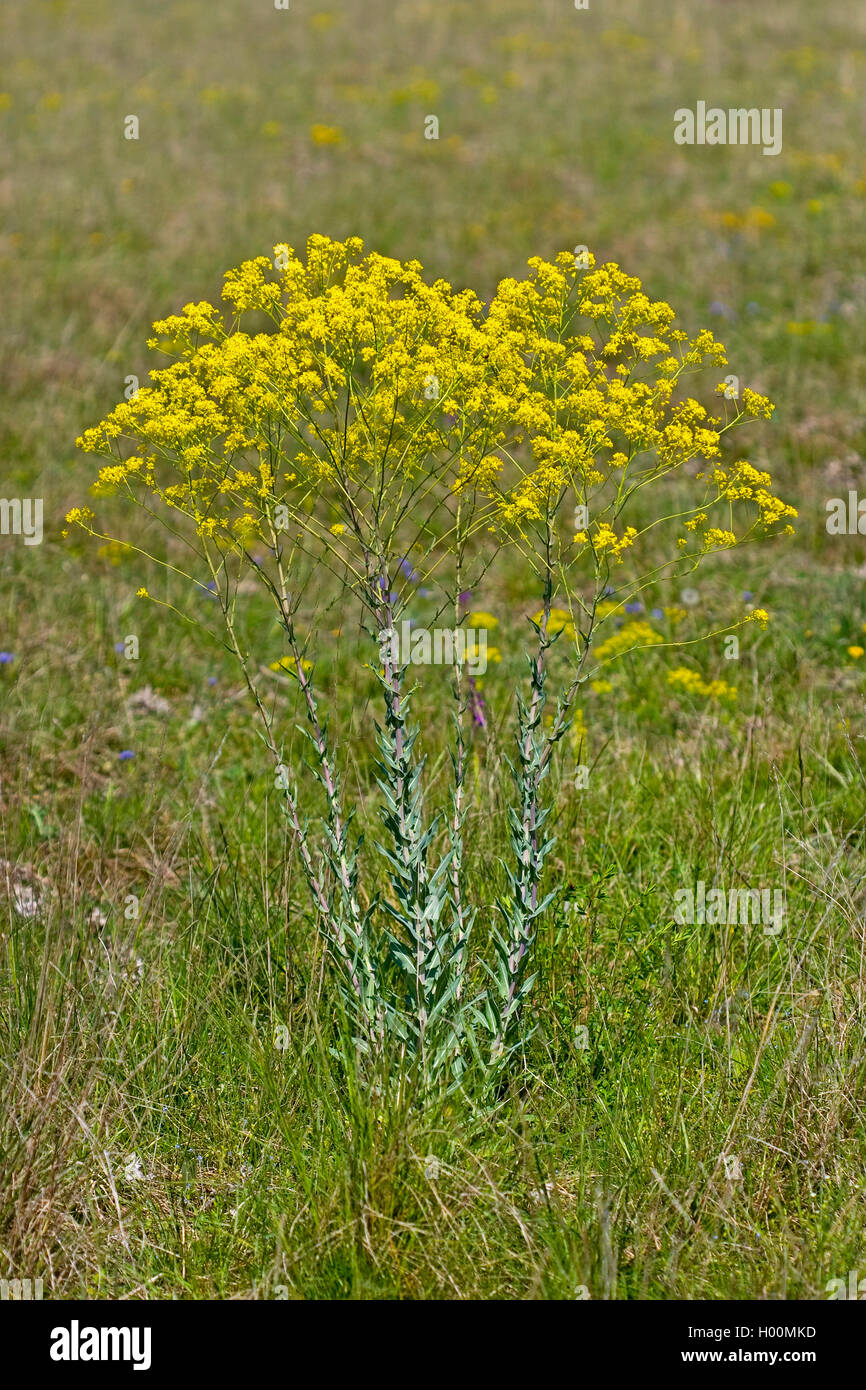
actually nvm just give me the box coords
[449,251,795,1057]
[69,236,796,1089]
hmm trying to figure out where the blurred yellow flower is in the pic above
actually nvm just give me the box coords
[668,667,737,702]
[468,610,499,630]
[310,124,343,146]
[270,656,313,674]
[532,607,574,637]
[97,540,132,566]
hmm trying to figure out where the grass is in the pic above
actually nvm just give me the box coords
[2,0,866,1299]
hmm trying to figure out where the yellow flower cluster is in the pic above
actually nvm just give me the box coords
[73,235,511,556]
[667,667,737,703]
[531,606,576,638]
[455,253,794,565]
[696,460,798,534]
[593,620,664,664]
[69,236,795,601]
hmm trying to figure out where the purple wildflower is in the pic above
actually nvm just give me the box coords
[468,676,486,728]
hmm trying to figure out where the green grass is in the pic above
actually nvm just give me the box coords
[2,0,866,1299]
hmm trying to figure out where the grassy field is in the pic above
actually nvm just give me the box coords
[2,0,866,1300]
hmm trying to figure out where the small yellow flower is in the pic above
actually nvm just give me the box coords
[270,656,313,675]
[532,607,574,637]
[329,523,346,536]
[748,608,770,627]
[468,610,499,630]
[310,124,343,146]
[136,587,149,598]
[847,646,864,660]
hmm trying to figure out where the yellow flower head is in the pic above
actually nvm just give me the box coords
[467,610,499,631]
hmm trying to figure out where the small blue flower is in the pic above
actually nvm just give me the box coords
[399,557,420,583]
[625,601,643,614]
[118,749,135,761]
[0,652,14,664]
[651,608,664,620]
[743,590,753,601]
[207,676,218,686]
[603,585,615,597]
[114,641,125,654]
[418,588,432,599]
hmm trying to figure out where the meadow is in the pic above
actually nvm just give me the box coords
[1,0,865,1301]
